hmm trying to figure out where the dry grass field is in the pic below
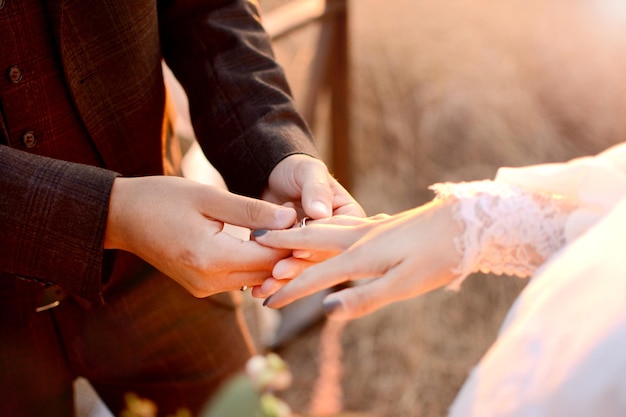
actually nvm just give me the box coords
[258,1,626,416]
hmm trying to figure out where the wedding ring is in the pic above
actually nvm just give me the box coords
[240,286,248,291]
[300,216,311,228]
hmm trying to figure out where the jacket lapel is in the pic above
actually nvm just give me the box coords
[44,0,168,176]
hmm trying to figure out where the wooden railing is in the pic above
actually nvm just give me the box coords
[263,0,352,190]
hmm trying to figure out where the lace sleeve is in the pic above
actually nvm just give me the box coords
[430,180,579,290]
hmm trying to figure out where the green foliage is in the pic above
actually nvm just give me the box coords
[202,354,294,417]
[120,393,190,417]
[201,375,263,417]
[120,354,294,417]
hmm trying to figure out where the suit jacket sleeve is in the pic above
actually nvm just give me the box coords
[158,0,319,197]
[0,145,118,302]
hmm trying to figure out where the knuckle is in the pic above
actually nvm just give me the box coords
[352,287,373,308]
[188,286,208,298]
[347,287,378,318]
[184,273,222,298]
[179,246,208,271]
[245,199,265,222]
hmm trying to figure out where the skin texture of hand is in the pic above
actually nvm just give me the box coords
[261,154,366,220]
[104,176,297,297]
[250,213,392,297]
[253,199,463,320]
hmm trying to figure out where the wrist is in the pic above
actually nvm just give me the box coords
[425,198,465,279]
[104,177,131,250]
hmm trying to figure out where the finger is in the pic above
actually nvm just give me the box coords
[199,187,297,230]
[272,257,317,279]
[183,234,291,295]
[182,269,275,297]
[264,246,385,308]
[253,224,363,252]
[252,277,291,298]
[324,257,456,320]
[224,270,276,292]
[302,214,373,227]
[328,178,366,217]
[321,272,408,320]
[370,213,392,221]
[251,285,264,298]
[220,233,292,265]
[292,248,338,262]
[299,162,334,219]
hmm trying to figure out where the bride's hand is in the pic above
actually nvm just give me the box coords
[250,213,393,297]
[254,199,462,320]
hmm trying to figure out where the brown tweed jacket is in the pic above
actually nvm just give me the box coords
[0,0,318,323]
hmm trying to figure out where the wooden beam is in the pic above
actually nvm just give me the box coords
[263,0,352,190]
[263,0,345,40]
[328,0,351,189]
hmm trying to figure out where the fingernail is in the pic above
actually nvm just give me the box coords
[293,250,311,259]
[261,279,276,295]
[273,263,292,279]
[276,207,296,225]
[263,295,273,307]
[252,229,268,237]
[322,298,343,316]
[311,200,331,218]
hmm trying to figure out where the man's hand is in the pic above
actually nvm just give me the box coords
[104,176,296,297]
[262,154,365,220]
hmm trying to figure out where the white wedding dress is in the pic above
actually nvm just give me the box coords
[434,143,626,417]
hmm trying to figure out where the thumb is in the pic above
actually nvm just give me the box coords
[322,277,399,320]
[201,187,297,229]
[301,161,334,219]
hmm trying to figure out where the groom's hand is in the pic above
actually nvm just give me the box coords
[261,154,365,219]
[104,176,295,297]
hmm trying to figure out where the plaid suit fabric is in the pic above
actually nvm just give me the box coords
[0,0,316,415]
[0,266,255,417]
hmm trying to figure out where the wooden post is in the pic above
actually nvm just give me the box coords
[327,0,350,189]
[263,0,351,190]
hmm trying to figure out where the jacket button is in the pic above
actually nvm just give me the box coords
[7,66,22,83]
[0,0,5,10]
[22,131,36,148]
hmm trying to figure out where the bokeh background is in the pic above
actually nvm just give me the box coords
[258,0,626,416]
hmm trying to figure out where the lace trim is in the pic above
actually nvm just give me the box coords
[430,181,578,290]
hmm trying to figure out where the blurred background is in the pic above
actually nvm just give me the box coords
[257,0,626,416]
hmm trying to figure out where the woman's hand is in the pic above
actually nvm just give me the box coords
[250,213,393,298]
[254,200,463,320]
